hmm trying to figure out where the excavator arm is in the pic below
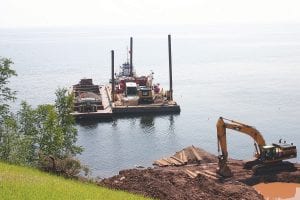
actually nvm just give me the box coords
[217,117,266,159]
[216,117,266,177]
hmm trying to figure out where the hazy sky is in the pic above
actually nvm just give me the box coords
[1,0,300,28]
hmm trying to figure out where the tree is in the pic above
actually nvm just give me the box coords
[55,88,82,156]
[18,102,39,164]
[0,116,18,161]
[0,58,84,176]
[16,89,82,164]
[0,58,17,119]
[0,58,20,163]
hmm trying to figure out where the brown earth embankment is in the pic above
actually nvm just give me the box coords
[99,146,300,200]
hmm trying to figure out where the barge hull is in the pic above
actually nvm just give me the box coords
[71,112,113,120]
[112,105,180,115]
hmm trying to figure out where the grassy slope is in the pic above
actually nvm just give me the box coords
[0,162,150,200]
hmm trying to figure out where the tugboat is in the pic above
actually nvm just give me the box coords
[72,78,103,113]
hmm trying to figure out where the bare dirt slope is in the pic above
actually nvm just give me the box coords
[100,146,300,200]
[100,167,263,200]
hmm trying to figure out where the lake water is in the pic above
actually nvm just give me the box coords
[1,24,300,177]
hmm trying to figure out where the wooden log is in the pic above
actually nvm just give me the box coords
[191,146,203,161]
[185,169,198,178]
[170,156,185,165]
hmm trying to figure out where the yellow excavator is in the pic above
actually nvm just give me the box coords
[216,117,297,177]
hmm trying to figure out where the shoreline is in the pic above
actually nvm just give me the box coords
[98,146,300,200]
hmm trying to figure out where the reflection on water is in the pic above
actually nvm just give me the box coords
[254,182,300,200]
[140,115,155,128]
[77,114,178,130]
[76,118,112,127]
[76,114,180,177]
[169,115,175,132]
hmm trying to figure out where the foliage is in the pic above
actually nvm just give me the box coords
[17,102,39,164]
[39,156,84,177]
[0,162,150,200]
[0,58,17,119]
[0,116,18,162]
[0,58,83,176]
[0,58,18,162]
[17,94,83,175]
[55,88,82,156]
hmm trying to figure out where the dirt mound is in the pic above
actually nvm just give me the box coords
[99,146,300,199]
[100,168,263,200]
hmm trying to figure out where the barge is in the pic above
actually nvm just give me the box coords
[70,78,112,119]
[109,36,180,115]
[71,35,180,120]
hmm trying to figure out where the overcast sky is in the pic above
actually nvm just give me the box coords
[1,0,300,28]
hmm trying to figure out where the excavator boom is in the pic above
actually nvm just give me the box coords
[217,117,266,160]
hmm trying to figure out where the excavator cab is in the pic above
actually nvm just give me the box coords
[260,143,297,162]
[260,146,277,161]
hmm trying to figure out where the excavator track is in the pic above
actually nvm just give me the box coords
[244,159,261,169]
[252,161,296,175]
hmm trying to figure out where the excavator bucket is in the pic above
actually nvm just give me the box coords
[216,156,233,177]
[217,164,233,177]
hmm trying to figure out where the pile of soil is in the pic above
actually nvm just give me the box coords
[99,146,300,200]
[100,168,263,200]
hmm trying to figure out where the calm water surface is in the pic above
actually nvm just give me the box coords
[1,24,300,177]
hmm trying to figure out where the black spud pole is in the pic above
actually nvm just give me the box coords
[168,34,173,101]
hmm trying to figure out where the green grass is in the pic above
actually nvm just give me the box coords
[0,162,150,200]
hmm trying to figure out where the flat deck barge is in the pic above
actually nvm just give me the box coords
[71,35,181,120]
[71,85,180,120]
[71,84,113,120]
